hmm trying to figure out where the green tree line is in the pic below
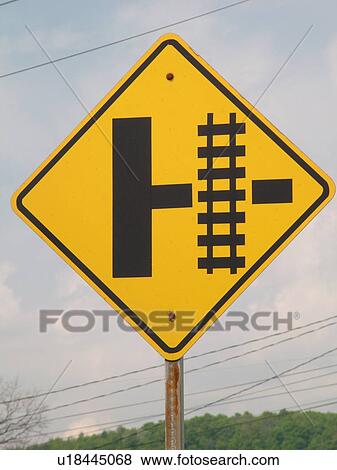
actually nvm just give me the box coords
[30,410,337,450]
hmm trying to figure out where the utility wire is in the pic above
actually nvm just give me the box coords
[185,320,337,376]
[187,313,337,360]
[33,377,163,414]
[5,319,335,414]
[29,368,337,431]
[41,363,337,423]
[11,340,337,446]
[27,382,337,441]
[96,342,337,448]
[218,367,337,402]
[205,379,337,409]
[8,360,337,425]
[0,0,253,79]
[21,394,337,446]
[0,0,19,6]
[0,365,162,405]
[186,340,337,417]
[2,313,336,406]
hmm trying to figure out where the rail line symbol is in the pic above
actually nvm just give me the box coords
[197,112,246,275]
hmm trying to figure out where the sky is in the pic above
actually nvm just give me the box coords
[1,0,337,444]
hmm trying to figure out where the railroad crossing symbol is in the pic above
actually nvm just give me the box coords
[12,34,334,360]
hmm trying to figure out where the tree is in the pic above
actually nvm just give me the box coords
[31,410,337,450]
[0,378,46,448]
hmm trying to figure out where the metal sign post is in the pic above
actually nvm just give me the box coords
[165,358,184,449]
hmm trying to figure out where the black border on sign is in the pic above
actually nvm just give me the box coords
[15,39,330,355]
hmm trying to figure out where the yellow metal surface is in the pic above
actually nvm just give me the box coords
[12,34,335,360]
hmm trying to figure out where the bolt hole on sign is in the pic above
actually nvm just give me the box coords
[12,34,335,360]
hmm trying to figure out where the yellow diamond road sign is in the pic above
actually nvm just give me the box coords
[12,34,334,360]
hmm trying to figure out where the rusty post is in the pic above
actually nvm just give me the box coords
[165,358,184,449]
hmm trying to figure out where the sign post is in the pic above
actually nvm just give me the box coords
[165,358,184,450]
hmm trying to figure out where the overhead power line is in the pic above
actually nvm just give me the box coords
[8,360,337,425]
[0,0,19,6]
[187,312,337,360]
[88,329,337,449]
[6,326,337,443]
[0,365,162,405]
[3,318,334,414]
[187,341,337,417]
[31,365,337,427]
[45,363,337,422]
[220,367,337,401]
[208,379,337,408]
[26,383,337,442]
[18,368,337,445]
[2,313,336,407]
[185,320,337,376]
[0,0,253,79]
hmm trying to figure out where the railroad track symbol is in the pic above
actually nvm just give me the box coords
[197,112,294,276]
[197,112,246,275]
